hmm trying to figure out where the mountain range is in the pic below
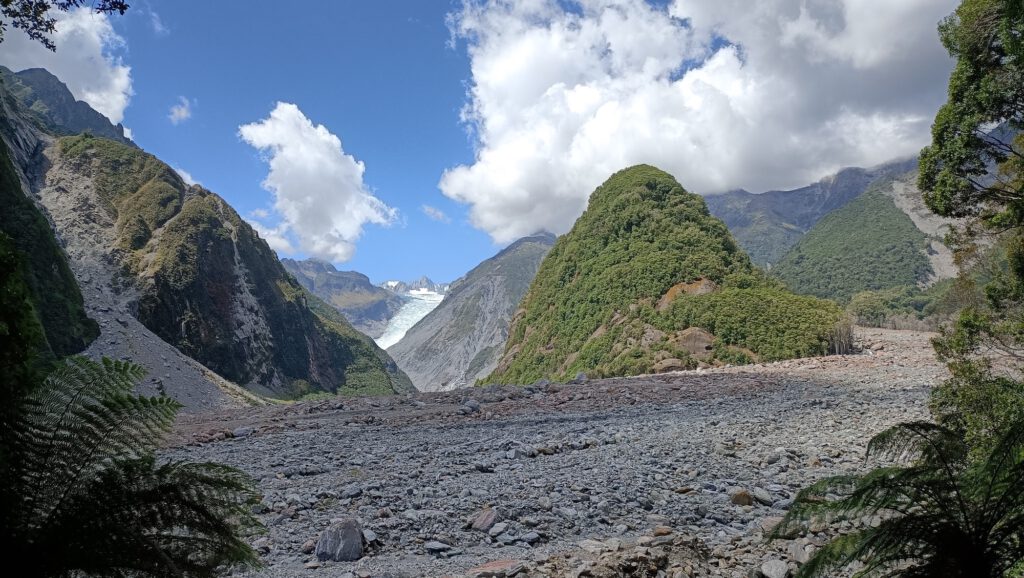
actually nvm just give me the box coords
[0,67,411,407]
[703,159,918,268]
[281,259,405,339]
[0,65,959,398]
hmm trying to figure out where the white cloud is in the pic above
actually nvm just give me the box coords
[421,204,451,223]
[442,0,958,243]
[168,96,192,125]
[123,127,134,140]
[239,102,397,262]
[148,10,169,35]
[249,208,270,219]
[0,7,132,124]
[246,219,295,255]
[173,166,199,186]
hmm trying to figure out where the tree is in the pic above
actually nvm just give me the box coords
[0,0,129,50]
[916,0,1024,452]
[772,420,1024,578]
[919,0,1023,229]
[0,356,263,576]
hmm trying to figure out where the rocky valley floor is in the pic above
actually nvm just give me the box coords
[167,328,943,577]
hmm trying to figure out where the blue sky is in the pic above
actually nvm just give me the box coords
[117,1,489,284]
[1,0,960,283]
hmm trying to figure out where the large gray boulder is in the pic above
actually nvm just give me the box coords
[315,519,364,562]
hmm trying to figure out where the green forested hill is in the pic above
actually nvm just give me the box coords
[771,183,934,303]
[486,165,847,384]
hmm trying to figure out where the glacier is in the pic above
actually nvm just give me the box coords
[376,289,444,350]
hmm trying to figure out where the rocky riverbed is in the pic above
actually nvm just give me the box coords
[167,328,944,577]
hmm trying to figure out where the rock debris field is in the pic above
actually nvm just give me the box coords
[167,328,944,577]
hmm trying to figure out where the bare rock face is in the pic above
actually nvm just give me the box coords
[388,233,554,391]
[315,519,364,562]
[673,327,715,358]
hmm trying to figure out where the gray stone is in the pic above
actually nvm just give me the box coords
[760,559,789,578]
[521,531,541,544]
[489,522,508,537]
[753,487,773,506]
[315,519,364,562]
[424,540,452,554]
[232,426,254,438]
[341,484,362,499]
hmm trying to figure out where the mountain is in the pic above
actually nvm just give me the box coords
[0,66,132,146]
[771,170,957,303]
[487,165,847,384]
[0,67,411,404]
[281,259,405,338]
[703,160,917,268]
[387,232,555,391]
[0,87,98,360]
[381,276,449,295]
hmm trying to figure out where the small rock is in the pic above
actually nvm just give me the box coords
[468,507,500,532]
[521,531,541,544]
[466,559,526,577]
[232,426,254,438]
[753,487,773,506]
[652,525,672,536]
[300,539,315,554]
[489,522,509,537]
[424,540,451,554]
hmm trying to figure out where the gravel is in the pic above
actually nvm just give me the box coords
[165,328,944,577]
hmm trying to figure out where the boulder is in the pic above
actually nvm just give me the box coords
[652,358,687,373]
[760,559,789,578]
[315,519,364,562]
[728,487,754,506]
[672,327,715,357]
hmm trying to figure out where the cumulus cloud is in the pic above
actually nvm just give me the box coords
[168,96,192,124]
[239,102,396,262]
[0,7,132,124]
[442,0,958,243]
[421,204,452,223]
[173,166,199,186]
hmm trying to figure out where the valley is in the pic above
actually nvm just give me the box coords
[169,327,940,577]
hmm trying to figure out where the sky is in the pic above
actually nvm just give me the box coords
[0,0,959,283]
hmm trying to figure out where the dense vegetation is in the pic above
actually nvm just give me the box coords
[773,420,1024,577]
[778,1,1024,575]
[58,134,411,397]
[487,165,848,384]
[0,248,262,575]
[772,184,934,303]
[0,137,97,358]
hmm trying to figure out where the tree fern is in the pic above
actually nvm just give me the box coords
[1,357,262,577]
[772,420,1024,577]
